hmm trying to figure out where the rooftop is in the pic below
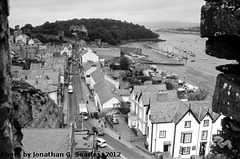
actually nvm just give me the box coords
[22,128,69,159]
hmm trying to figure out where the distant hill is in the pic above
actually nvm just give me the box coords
[25,18,159,45]
[156,26,200,35]
[141,21,200,30]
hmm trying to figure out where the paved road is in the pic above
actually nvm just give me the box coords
[68,64,84,123]
[68,45,146,159]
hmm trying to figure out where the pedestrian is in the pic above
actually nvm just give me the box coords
[119,134,121,140]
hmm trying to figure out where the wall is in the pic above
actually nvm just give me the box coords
[174,112,199,158]
[103,97,120,110]
[0,1,23,158]
[197,114,213,156]
[82,50,99,63]
[104,74,119,89]
[49,92,58,105]
[150,122,175,153]
[211,115,224,136]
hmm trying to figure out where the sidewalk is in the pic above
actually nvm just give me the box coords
[80,80,153,159]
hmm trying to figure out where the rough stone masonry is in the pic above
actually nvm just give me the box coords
[0,1,23,159]
[201,0,240,157]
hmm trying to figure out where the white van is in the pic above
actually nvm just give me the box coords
[96,138,107,148]
[68,85,73,94]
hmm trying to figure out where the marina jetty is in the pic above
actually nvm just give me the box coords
[142,61,184,66]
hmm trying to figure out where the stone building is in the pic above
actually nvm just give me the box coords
[201,0,240,158]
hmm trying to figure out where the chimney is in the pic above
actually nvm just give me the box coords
[157,91,168,102]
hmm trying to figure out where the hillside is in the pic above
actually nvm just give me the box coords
[23,18,159,45]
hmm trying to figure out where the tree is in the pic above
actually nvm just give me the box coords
[120,56,130,70]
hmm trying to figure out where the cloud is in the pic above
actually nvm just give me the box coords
[9,0,205,27]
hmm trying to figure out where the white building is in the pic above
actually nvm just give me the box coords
[61,46,72,57]
[127,84,168,135]
[80,48,99,63]
[15,34,29,44]
[146,100,224,158]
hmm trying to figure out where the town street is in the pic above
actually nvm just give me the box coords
[66,47,146,159]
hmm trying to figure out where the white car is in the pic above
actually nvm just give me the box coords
[96,138,107,148]
[68,85,73,94]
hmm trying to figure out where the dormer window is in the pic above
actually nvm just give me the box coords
[184,121,191,128]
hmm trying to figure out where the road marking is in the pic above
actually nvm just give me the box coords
[120,154,127,159]
[107,144,114,150]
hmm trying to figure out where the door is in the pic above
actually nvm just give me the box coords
[164,144,171,152]
[199,142,207,157]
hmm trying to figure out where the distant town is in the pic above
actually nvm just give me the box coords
[10,23,224,159]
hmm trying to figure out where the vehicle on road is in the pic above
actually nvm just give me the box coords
[68,85,73,94]
[92,126,105,136]
[96,138,107,148]
[110,117,119,124]
[79,103,88,120]
[75,71,78,75]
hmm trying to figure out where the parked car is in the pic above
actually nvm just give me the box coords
[96,138,107,148]
[92,127,104,136]
[110,117,119,124]
[68,85,73,94]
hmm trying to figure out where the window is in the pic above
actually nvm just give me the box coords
[184,121,191,128]
[201,131,208,140]
[179,146,190,155]
[181,132,192,143]
[217,130,223,134]
[159,131,166,138]
[203,120,209,127]
[192,146,196,150]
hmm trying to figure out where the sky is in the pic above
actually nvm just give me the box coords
[9,0,205,28]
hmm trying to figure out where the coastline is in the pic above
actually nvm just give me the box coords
[119,38,166,45]
[120,40,218,98]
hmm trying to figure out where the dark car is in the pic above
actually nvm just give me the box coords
[110,117,119,124]
[92,127,104,136]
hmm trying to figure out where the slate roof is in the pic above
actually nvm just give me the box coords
[80,48,98,57]
[185,101,220,122]
[94,78,123,105]
[149,100,221,124]
[30,63,42,70]
[95,84,114,105]
[82,62,100,72]
[36,84,58,93]
[114,89,130,96]
[132,84,166,95]
[90,68,104,84]
[150,101,189,123]
[22,128,69,159]
[11,66,23,72]
[43,71,59,85]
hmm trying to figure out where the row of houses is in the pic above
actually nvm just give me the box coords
[77,47,130,112]
[11,42,73,60]
[128,84,224,158]
[11,57,66,105]
[76,45,224,158]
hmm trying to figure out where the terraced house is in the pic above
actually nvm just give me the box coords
[127,84,167,134]
[146,100,224,158]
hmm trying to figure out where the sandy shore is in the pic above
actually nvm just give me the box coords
[120,32,233,98]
